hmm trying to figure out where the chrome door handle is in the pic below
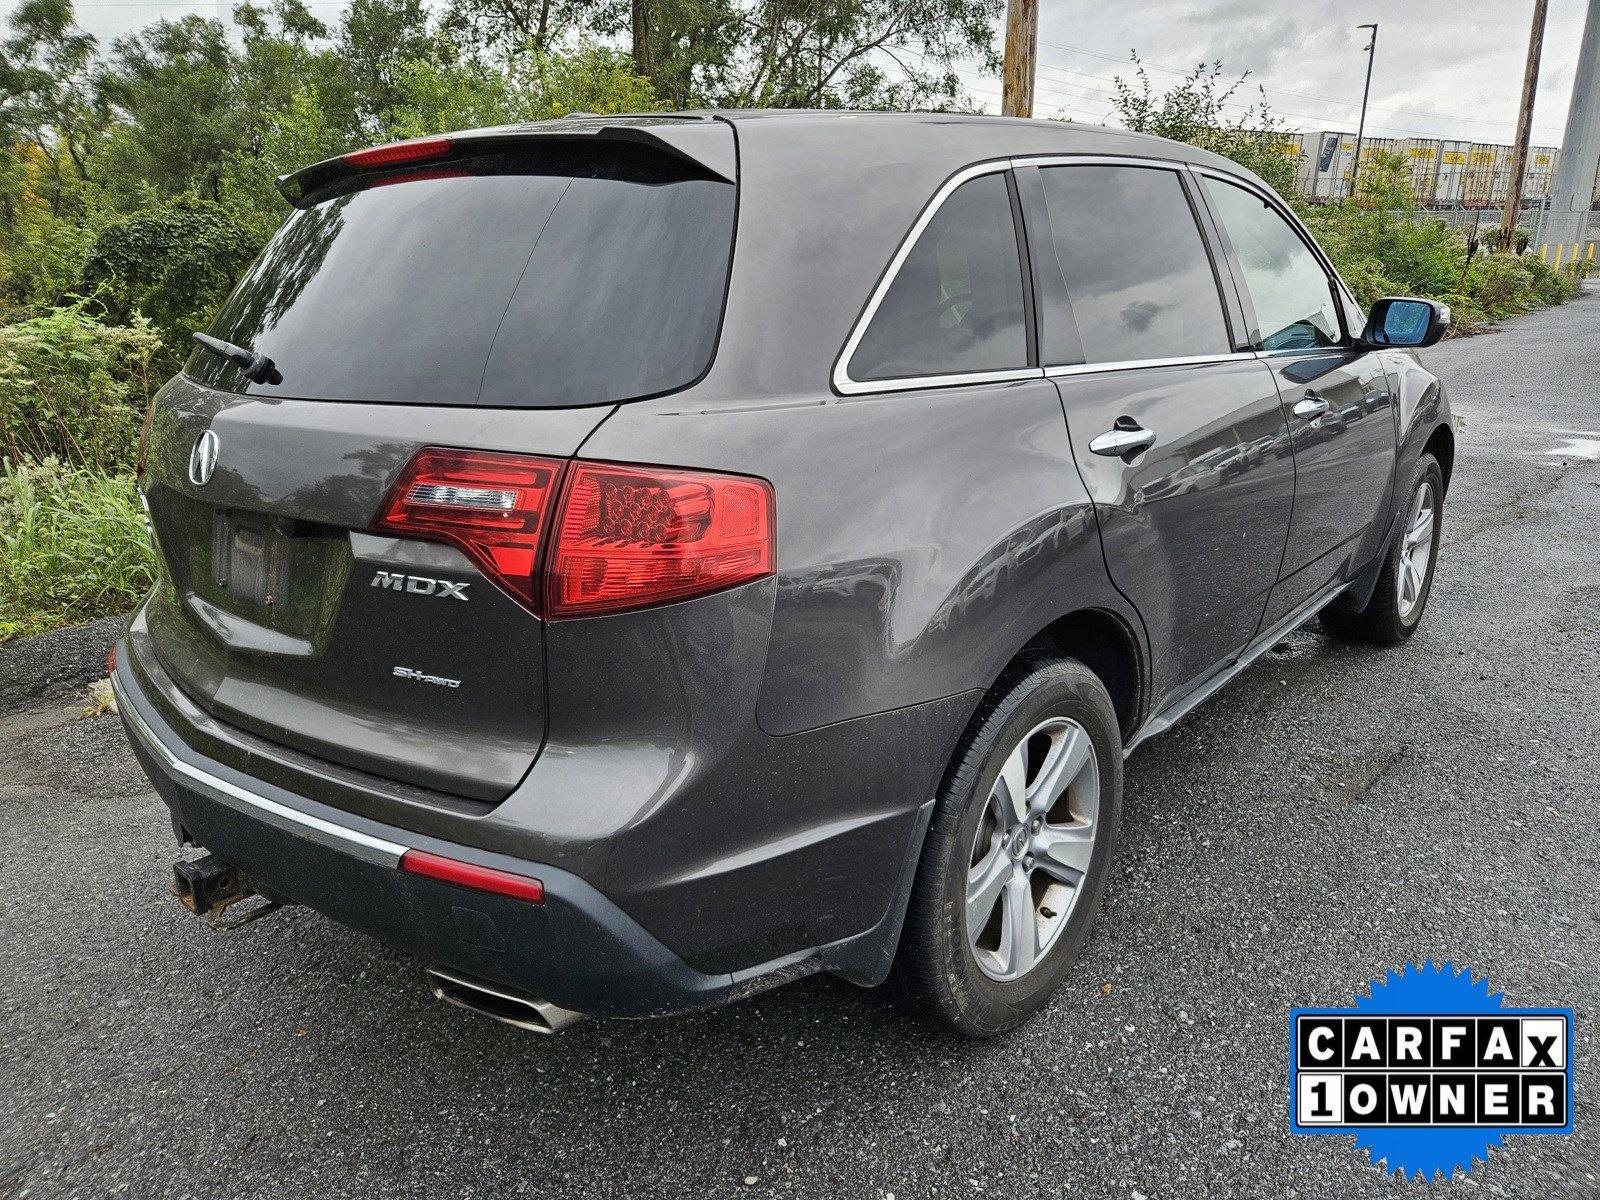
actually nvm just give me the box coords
[1089,426,1157,457]
[1293,395,1330,420]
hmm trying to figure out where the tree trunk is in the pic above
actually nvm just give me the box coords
[631,0,652,78]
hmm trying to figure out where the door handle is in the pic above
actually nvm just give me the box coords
[1089,425,1157,457]
[1293,395,1330,420]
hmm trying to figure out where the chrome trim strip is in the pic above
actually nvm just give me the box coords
[832,158,1024,397]
[112,671,408,868]
[832,152,1280,398]
[1046,351,1260,378]
[837,366,1043,396]
[1124,577,1349,755]
[1009,153,1191,171]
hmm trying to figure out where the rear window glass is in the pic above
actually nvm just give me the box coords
[188,143,735,407]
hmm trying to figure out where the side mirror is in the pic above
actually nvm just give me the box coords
[1361,297,1450,349]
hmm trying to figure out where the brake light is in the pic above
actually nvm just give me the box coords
[342,136,452,168]
[373,451,775,618]
[372,448,563,609]
[399,849,544,902]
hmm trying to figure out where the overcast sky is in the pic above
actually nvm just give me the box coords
[21,0,1594,148]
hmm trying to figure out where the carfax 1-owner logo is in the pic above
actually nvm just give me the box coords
[1289,961,1574,1181]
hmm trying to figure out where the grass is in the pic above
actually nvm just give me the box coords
[0,457,156,641]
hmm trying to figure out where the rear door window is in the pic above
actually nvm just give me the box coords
[1202,176,1343,351]
[848,171,1029,382]
[1034,165,1231,365]
[189,142,735,407]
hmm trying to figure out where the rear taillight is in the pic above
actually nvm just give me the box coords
[546,462,774,617]
[372,448,564,609]
[372,450,774,618]
[342,136,452,168]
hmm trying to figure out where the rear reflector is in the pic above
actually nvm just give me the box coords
[547,463,775,617]
[399,849,544,903]
[372,448,563,610]
[342,136,453,169]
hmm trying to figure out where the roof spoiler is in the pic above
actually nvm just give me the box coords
[276,116,736,206]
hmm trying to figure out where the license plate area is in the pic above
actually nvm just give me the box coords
[210,512,282,607]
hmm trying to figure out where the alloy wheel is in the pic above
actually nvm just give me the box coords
[965,717,1100,982]
[1396,480,1436,621]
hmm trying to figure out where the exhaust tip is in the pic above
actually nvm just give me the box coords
[425,968,584,1034]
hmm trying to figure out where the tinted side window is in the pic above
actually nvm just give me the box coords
[849,172,1028,382]
[1202,177,1342,351]
[1036,166,1230,364]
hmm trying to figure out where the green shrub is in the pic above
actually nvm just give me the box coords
[1526,255,1581,305]
[0,457,156,640]
[0,305,162,473]
[79,196,265,349]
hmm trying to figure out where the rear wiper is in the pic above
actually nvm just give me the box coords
[192,332,281,385]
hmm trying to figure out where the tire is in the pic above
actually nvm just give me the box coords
[891,657,1122,1037]
[1321,453,1445,647]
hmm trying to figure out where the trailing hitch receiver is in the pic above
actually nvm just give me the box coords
[169,853,283,931]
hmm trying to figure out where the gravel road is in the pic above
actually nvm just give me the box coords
[3,290,1597,1199]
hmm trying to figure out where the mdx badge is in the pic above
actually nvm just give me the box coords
[371,571,469,600]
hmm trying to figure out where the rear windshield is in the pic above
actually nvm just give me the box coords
[188,143,736,407]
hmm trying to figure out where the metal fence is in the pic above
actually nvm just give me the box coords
[1378,206,1600,264]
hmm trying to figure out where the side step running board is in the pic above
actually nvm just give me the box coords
[1126,577,1349,754]
[425,968,585,1034]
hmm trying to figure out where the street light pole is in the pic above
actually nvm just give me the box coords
[1351,23,1379,198]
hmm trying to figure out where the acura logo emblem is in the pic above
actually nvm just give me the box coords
[188,430,219,487]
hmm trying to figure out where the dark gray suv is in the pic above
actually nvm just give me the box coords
[113,111,1454,1037]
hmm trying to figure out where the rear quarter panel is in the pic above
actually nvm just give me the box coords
[578,377,1133,737]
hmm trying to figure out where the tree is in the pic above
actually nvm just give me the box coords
[339,0,442,135]
[645,0,1001,110]
[1109,56,1298,198]
[0,0,102,217]
[439,0,617,59]
[95,0,354,206]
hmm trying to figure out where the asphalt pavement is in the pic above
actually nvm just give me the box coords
[3,290,1597,1199]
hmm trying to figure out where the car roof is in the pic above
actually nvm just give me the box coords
[492,108,1253,178]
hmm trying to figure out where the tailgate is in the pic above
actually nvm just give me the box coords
[140,374,610,802]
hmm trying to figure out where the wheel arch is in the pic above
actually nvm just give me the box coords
[1423,421,1455,495]
[1008,607,1146,742]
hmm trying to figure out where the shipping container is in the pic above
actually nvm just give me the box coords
[1398,138,1442,206]
[1435,140,1472,206]
[1308,131,1358,199]
[1524,145,1559,202]
[1487,144,1515,206]
[1463,145,1498,207]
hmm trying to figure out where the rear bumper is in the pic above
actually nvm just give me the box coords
[112,652,738,1018]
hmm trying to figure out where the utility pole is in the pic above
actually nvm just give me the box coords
[1001,0,1038,118]
[1350,24,1379,197]
[1501,0,1550,249]
[1550,0,1600,249]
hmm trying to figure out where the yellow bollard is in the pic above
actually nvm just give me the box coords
[1553,243,1564,268]
[1540,243,1550,262]
[1589,242,1597,263]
